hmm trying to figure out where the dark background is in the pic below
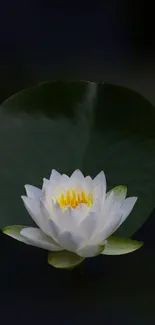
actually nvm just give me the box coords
[1,1,155,324]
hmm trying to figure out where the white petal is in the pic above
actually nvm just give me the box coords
[21,196,51,237]
[25,185,42,199]
[21,195,44,227]
[118,197,138,227]
[92,212,122,244]
[101,186,127,227]
[78,211,97,239]
[76,243,105,257]
[93,171,106,197]
[110,185,127,205]
[91,196,102,213]
[101,213,121,239]
[20,227,62,251]
[61,174,70,182]
[85,175,93,183]
[43,178,70,207]
[91,191,114,235]
[50,203,77,231]
[41,201,94,247]
[40,201,62,240]
[102,191,115,219]
[47,200,89,233]
[51,203,95,239]
[93,171,106,186]
[82,176,93,194]
[42,178,50,191]
[71,203,90,224]
[50,169,61,181]
[57,231,84,252]
[70,169,84,181]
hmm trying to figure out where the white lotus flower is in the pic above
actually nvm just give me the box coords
[3,169,142,263]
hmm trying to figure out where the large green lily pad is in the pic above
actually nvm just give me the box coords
[0,80,155,237]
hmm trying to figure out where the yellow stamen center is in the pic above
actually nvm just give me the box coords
[56,189,93,209]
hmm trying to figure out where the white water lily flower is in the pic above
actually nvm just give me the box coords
[3,169,140,259]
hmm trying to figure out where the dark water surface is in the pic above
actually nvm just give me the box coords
[1,222,155,325]
[0,81,155,325]
[1,2,155,324]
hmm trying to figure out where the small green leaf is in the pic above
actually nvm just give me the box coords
[2,225,27,243]
[48,250,85,269]
[101,236,143,255]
